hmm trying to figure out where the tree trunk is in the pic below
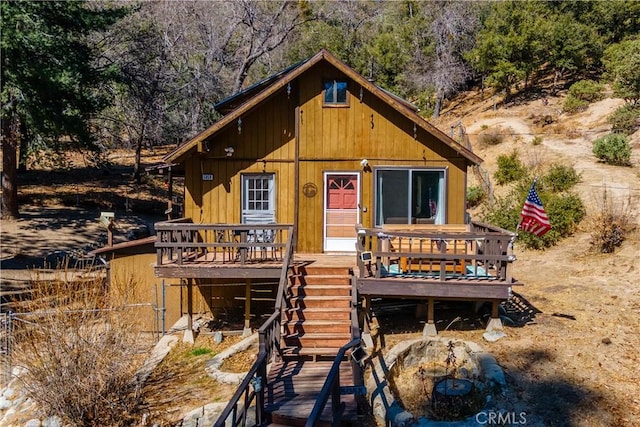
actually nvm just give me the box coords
[133,137,143,184]
[432,94,443,119]
[18,121,29,173]
[1,116,20,219]
[133,123,146,184]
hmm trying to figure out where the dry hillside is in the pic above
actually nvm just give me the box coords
[429,89,640,426]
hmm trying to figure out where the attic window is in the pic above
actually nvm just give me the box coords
[323,80,348,106]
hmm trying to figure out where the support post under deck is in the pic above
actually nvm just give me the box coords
[423,298,437,337]
[485,300,504,332]
[183,278,195,343]
[243,279,252,337]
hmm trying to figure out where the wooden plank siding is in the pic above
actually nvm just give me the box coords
[181,57,470,253]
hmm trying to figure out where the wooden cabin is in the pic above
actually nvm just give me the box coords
[153,48,518,333]
[153,49,521,426]
[164,49,482,254]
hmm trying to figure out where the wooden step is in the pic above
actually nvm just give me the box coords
[283,332,352,349]
[282,319,351,335]
[270,413,333,427]
[288,284,351,297]
[293,265,352,276]
[285,307,351,321]
[289,274,352,286]
[280,346,351,358]
[289,295,351,309]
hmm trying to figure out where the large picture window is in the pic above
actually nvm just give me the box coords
[374,168,446,226]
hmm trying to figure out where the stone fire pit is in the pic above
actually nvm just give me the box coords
[365,337,506,426]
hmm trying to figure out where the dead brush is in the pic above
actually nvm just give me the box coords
[10,268,148,426]
[586,187,634,253]
[478,126,507,146]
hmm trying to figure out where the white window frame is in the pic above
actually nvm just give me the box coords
[241,173,275,224]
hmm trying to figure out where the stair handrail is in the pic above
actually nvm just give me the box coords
[213,225,295,427]
[305,337,362,427]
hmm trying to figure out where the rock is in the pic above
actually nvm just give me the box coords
[2,387,15,399]
[0,396,12,410]
[25,419,41,427]
[42,416,63,427]
[478,354,506,390]
[483,330,507,342]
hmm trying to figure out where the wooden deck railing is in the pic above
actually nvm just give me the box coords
[155,219,293,266]
[213,226,295,427]
[356,221,516,283]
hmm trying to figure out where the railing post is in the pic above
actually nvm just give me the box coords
[240,230,247,264]
[331,376,341,426]
[256,359,267,425]
[156,230,163,267]
[176,228,183,265]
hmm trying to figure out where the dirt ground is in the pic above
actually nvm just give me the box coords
[430,91,640,426]
[1,92,639,426]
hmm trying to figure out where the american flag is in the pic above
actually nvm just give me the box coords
[520,182,551,236]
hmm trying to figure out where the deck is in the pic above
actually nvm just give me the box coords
[154,219,519,302]
[354,222,520,300]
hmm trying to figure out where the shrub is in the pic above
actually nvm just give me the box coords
[592,133,632,166]
[568,79,605,103]
[563,94,589,113]
[588,188,633,253]
[608,104,640,135]
[12,273,146,426]
[466,185,485,208]
[481,180,586,250]
[494,150,526,185]
[531,136,543,146]
[478,127,506,146]
[541,164,581,192]
[190,347,213,357]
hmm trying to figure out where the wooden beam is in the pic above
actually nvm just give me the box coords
[183,278,195,343]
[356,278,512,300]
[154,266,283,279]
[245,279,252,330]
[293,104,300,251]
[427,298,434,324]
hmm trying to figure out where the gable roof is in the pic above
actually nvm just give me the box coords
[164,49,482,165]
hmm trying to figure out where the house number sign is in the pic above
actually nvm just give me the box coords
[303,182,317,198]
[202,174,214,181]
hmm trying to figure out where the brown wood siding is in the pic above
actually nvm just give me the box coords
[182,61,468,253]
[109,254,182,332]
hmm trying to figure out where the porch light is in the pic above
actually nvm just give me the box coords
[225,146,235,157]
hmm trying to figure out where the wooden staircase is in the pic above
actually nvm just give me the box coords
[264,265,361,426]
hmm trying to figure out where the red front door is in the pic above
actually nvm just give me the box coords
[324,173,359,252]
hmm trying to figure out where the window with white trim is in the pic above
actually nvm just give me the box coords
[242,174,275,224]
